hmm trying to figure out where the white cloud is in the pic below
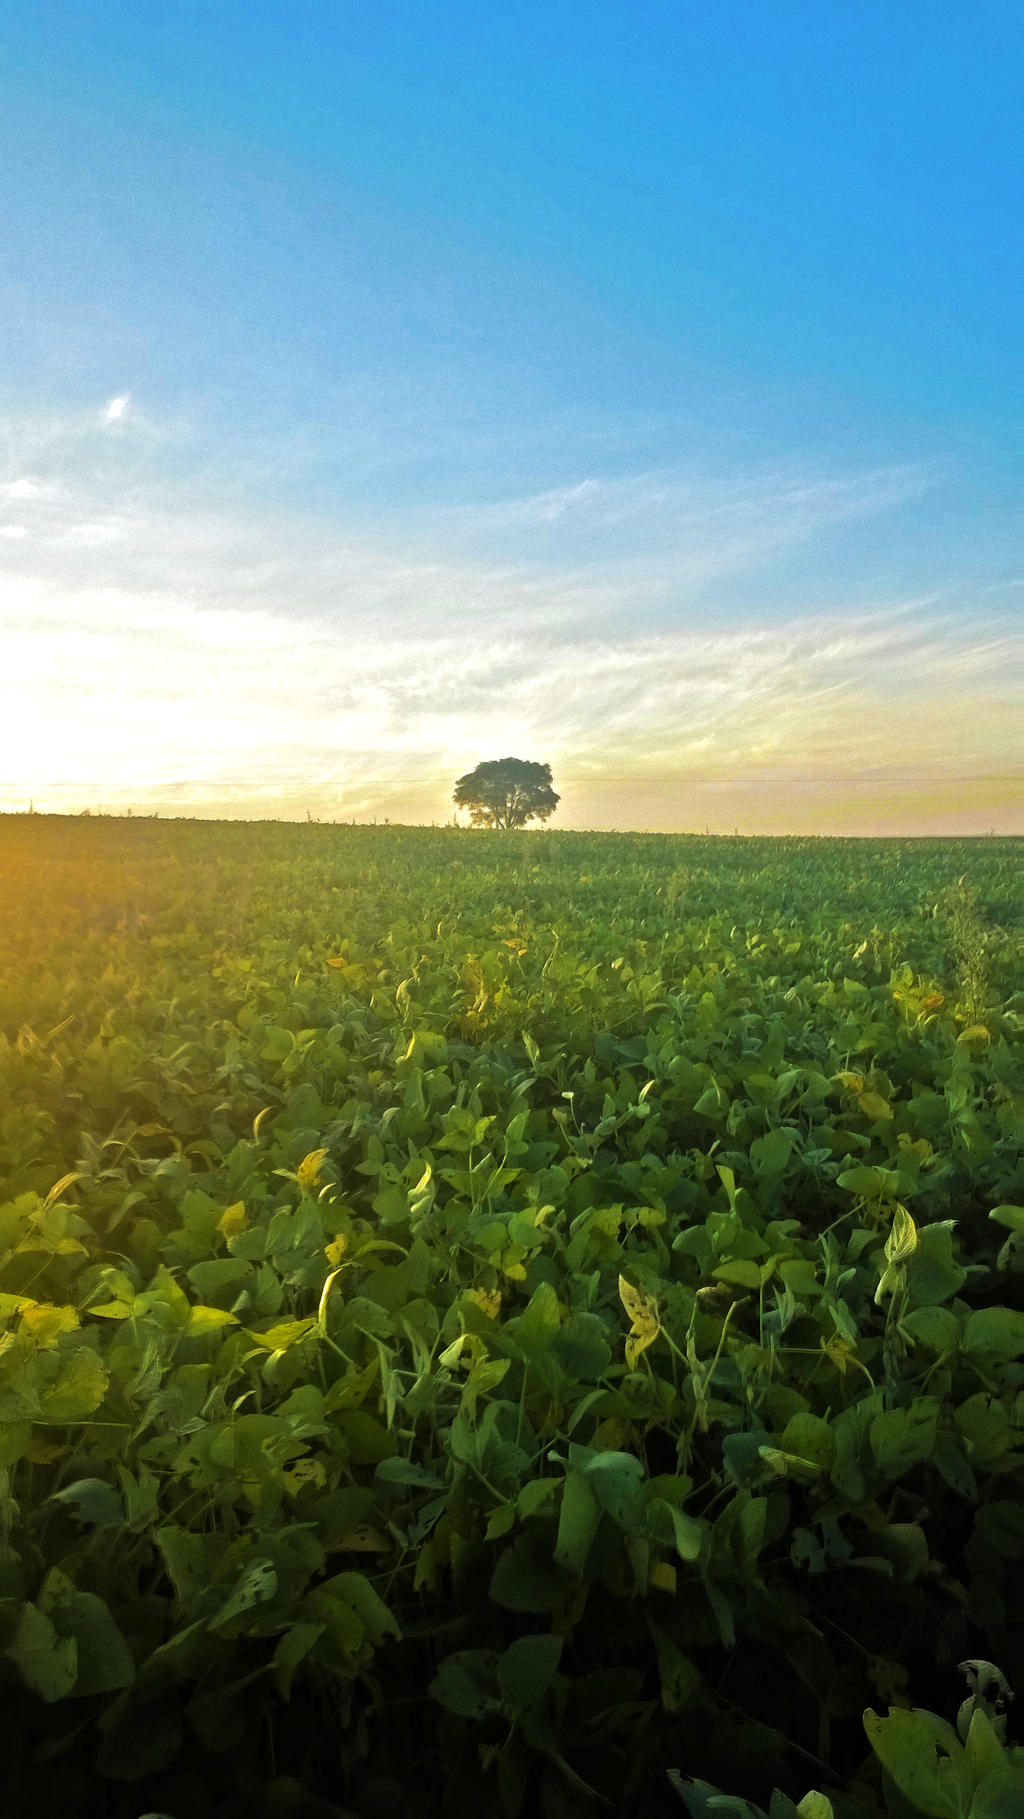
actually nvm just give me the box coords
[0,400,1017,826]
[0,477,50,501]
[103,394,130,424]
[0,525,27,540]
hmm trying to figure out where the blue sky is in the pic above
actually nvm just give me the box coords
[0,1,1020,830]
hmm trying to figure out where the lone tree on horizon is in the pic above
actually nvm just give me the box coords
[453,758,560,829]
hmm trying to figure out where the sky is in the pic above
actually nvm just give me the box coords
[0,0,1020,834]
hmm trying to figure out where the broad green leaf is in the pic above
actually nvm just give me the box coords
[327,1571,400,1646]
[47,1477,124,1528]
[429,1649,502,1718]
[863,1707,969,1818]
[38,1349,109,1422]
[554,1467,601,1574]
[490,1535,569,1612]
[968,1768,1024,1819]
[211,1559,278,1629]
[7,1600,78,1700]
[869,1401,938,1476]
[497,1632,562,1708]
[964,1307,1024,1362]
[272,1621,325,1699]
[38,1571,135,1696]
[649,1620,701,1713]
[579,1447,646,1531]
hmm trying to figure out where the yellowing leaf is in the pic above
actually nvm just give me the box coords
[25,1438,68,1465]
[43,1173,81,1210]
[218,1201,248,1237]
[19,1304,80,1346]
[324,1237,348,1267]
[885,1204,918,1268]
[858,1091,893,1121]
[187,1305,239,1334]
[439,1333,486,1371]
[282,1457,327,1495]
[593,1416,630,1451]
[957,1024,990,1045]
[874,1210,917,1304]
[466,1286,502,1319]
[335,1524,389,1553]
[297,1148,329,1193]
[648,1559,677,1594]
[820,1335,855,1375]
[837,1071,864,1092]
[245,1317,317,1351]
[796,1794,835,1819]
[619,1275,660,1369]
[0,1294,39,1319]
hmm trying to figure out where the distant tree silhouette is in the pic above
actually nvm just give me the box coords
[453,758,560,829]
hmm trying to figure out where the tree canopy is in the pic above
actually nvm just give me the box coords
[453,757,560,829]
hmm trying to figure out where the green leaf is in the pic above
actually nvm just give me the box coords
[97,1693,184,1780]
[974,1502,1024,1560]
[211,1559,278,1630]
[552,1312,613,1379]
[669,1775,765,1817]
[712,1259,763,1289]
[429,1648,502,1718]
[497,1632,563,1708]
[38,1571,135,1696]
[649,1620,701,1713]
[374,1456,446,1489]
[902,1307,961,1353]
[964,1308,1024,1362]
[47,1477,124,1528]
[869,1400,938,1476]
[969,1768,1024,1819]
[7,1600,78,1701]
[863,1707,970,1818]
[987,1204,1024,1231]
[272,1621,325,1699]
[0,1419,32,1465]
[964,1708,1007,1786]
[554,1467,601,1574]
[580,1450,646,1531]
[328,1571,401,1646]
[490,1534,569,1612]
[335,1409,397,1464]
[648,1488,707,1561]
[750,1128,794,1180]
[778,1415,835,1474]
[38,1348,108,1421]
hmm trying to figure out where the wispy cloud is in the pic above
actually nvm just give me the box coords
[0,404,1018,828]
[102,394,131,424]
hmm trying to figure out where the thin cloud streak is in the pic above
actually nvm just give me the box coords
[0,404,1019,830]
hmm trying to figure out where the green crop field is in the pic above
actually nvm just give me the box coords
[0,816,1021,1819]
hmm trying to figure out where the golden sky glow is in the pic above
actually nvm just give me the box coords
[1,408,1020,836]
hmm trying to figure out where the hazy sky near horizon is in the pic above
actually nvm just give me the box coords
[1,2,1020,833]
